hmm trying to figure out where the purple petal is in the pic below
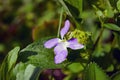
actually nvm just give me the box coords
[55,51,67,64]
[44,38,60,48]
[60,20,70,39]
[54,42,67,55]
[67,38,84,50]
[54,43,68,64]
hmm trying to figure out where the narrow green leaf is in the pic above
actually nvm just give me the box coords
[111,71,120,80]
[117,0,120,11]
[58,0,82,28]
[24,64,40,80]
[103,23,120,31]
[14,62,26,80]
[97,0,114,18]
[58,0,82,18]
[18,37,70,69]
[28,67,41,80]
[58,0,72,16]
[24,64,36,80]
[64,0,82,17]
[13,62,41,80]
[104,0,114,18]
[83,62,111,80]
[0,46,20,80]
[8,46,20,71]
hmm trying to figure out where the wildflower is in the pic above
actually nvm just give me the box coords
[44,20,84,64]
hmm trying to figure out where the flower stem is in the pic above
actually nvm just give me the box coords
[57,7,64,38]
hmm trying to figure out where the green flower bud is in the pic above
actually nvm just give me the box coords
[66,29,93,60]
[67,29,92,45]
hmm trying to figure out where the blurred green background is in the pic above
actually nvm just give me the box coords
[0,0,60,63]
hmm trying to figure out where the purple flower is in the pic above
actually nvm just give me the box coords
[44,20,84,64]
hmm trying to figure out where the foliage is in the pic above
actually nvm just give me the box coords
[0,47,20,80]
[1,0,120,80]
[83,62,110,80]
[18,37,70,68]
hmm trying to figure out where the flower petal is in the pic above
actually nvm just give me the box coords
[67,38,84,50]
[60,20,70,39]
[54,42,67,55]
[54,43,68,64]
[55,51,67,64]
[44,38,60,48]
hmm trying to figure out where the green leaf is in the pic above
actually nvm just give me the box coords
[8,46,20,71]
[24,64,36,80]
[92,44,105,57]
[67,63,84,73]
[111,71,120,80]
[103,23,120,31]
[104,0,114,18]
[83,62,111,80]
[18,37,70,69]
[58,0,72,16]
[0,46,20,80]
[58,0,82,28]
[16,37,70,80]
[117,0,120,11]
[13,62,41,80]
[13,62,26,80]
[97,0,114,18]
[58,0,82,18]
[64,0,82,17]
[106,64,114,72]
[24,64,40,80]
